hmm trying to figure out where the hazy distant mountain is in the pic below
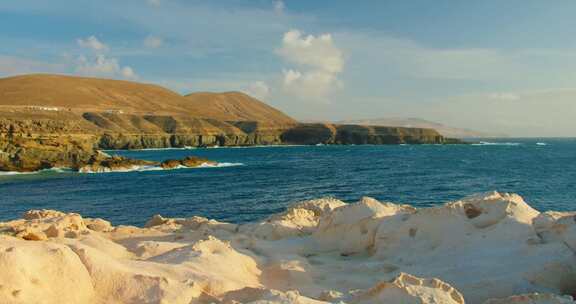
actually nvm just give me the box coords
[335,118,505,138]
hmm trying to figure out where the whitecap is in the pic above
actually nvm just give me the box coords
[78,165,163,174]
[198,162,244,168]
[471,141,521,146]
[0,171,32,176]
[209,144,305,149]
[79,162,244,174]
[0,167,73,176]
[105,146,197,152]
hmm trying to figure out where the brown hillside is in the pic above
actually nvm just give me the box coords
[0,74,191,115]
[0,74,296,125]
[184,92,296,124]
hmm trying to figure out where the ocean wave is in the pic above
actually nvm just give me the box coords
[0,171,33,176]
[0,167,73,176]
[536,142,548,146]
[1,163,244,175]
[79,162,244,174]
[471,141,522,146]
[206,144,306,149]
[105,146,197,152]
[104,145,311,152]
[198,162,244,168]
[78,165,162,174]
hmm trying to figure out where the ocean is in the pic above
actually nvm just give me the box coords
[1,138,575,226]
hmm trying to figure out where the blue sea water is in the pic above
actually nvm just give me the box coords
[1,138,575,226]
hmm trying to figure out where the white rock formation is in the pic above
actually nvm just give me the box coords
[1,192,575,304]
[349,272,465,304]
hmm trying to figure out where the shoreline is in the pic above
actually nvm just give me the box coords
[0,140,548,175]
[1,191,574,303]
[0,162,244,176]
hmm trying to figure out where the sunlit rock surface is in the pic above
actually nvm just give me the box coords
[1,192,575,304]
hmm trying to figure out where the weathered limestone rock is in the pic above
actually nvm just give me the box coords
[350,273,465,304]
[0,237,96,304]
[1,192,575,304]
[239,197,346,240]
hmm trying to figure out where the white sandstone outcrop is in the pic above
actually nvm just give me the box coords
[0,236,96,304]
[239,197,346,240]
[350,272,465,304]
[0,192,575,304]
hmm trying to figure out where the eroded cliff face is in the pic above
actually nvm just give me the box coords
[0,117,97,171]
[280,123,447,145]
[82,112,449,148]
[79,111,292,149]
[0,110,454,171]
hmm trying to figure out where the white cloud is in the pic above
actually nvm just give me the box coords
[276,30,344,101]
[75,36,138,80]
[121,66,137,79]
[273,0,285,14]
[75,54,137,79]
[278,30,343,73]
[147,0,161,7]
[144,35,163,48]
[77,36,109,52]
[282,69,301,86]
[244,81,270,100]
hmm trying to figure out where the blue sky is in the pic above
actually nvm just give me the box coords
[2,0,576,136]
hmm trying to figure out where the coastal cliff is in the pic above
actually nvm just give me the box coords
[0,74,458,171]
[0,192,574,303]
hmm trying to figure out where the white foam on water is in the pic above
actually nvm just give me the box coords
[0,167,73,176]
[1,162,244,176]
[0,171,32,176]
[78,162,244,174]
[78,165,163,174]
[105,146,197,152]
[207,144,306,149]
[105,145,309,152]
[198,162,244,168]
[471,141,522,146]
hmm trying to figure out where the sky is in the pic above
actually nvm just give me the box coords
[2,0,576,136]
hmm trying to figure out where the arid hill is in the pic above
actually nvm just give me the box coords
[0,74,188,115]
[184,92,296,124]
[0,74,295,125]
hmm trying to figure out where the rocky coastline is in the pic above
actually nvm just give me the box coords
[0,116,459,173]
[0,74,463,172]
[0,192,574,303]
